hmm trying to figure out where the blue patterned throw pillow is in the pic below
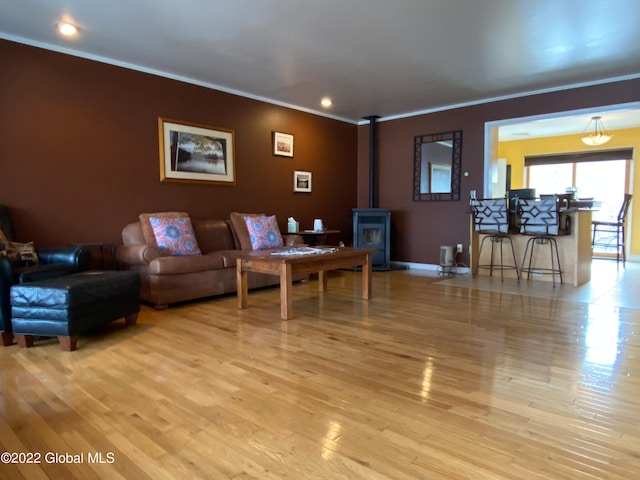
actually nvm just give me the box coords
[150,216,202,256]
[244,215,284,250]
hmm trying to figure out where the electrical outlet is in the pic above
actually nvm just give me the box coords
[456,243,463,253]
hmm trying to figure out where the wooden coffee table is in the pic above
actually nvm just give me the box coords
[236,247,376,320]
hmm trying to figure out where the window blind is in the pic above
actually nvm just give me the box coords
[524,148,634,166]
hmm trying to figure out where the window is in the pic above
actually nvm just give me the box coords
[527,163,573,195]
[525,149,631,220]
[524,149,632,257]
[576,160,627,221]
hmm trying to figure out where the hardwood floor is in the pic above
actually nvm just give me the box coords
[1,264,639,479]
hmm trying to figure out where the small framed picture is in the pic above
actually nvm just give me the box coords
[273,131,294,157]
[293,170,312,193]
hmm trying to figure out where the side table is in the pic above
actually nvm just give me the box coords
[286,229,340,246]
[72,242,117,270]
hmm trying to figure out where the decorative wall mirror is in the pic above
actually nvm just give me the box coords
[413,130,462,201]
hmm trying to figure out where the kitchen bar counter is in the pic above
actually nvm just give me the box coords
[469,209,592,286]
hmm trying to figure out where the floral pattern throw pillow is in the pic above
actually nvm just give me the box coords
[150,216,202,256]
[244,215,284,250]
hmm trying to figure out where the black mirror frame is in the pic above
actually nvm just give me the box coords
[413,129,462,202]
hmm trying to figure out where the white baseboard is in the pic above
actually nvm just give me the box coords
[395,258,638,275]
[391,261,471,275]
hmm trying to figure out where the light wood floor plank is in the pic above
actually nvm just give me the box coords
[1,266,640,479]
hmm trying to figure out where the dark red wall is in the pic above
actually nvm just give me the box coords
[3,38,639,264]
[359,78,640,265]
[0,39,357,247]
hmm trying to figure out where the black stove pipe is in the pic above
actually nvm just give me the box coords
[363,115,380,209]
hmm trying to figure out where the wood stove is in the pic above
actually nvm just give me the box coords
[353,208,391,270]
[353,115,392,270]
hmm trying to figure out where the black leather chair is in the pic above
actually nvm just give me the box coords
[0,205,91,345]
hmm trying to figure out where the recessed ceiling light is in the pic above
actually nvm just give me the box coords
[321,97,333,108]
[56,22,79,37]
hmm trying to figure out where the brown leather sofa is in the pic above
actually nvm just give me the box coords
[116,213,304,309]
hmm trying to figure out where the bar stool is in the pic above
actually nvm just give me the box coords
[592,193,632,267]
[518,195,564,287]
[472,197,520,282]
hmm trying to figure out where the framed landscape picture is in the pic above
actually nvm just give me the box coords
[273,131,294,157]
[293,170,312,193]
[158,117,236,185]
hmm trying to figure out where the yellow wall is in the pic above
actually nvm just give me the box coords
[498,127,640,256]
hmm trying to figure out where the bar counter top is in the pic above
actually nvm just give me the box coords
[470,209,592,287]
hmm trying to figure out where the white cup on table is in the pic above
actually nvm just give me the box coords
[313,219,324,231]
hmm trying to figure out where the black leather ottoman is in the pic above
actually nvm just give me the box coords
[10,271,140,351]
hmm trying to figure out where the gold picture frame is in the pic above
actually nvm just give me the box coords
[159,117,236,185]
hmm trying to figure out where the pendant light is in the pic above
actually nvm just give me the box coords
[580,116,613,146]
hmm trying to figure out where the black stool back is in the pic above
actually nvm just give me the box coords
[518,195,563,287]
[472,197,520,281]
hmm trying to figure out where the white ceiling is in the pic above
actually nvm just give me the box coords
[2,0,640,133]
